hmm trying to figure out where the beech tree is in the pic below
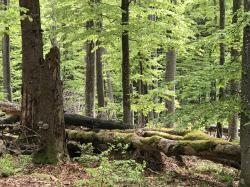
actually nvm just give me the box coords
[96,0,105,119]
[216,0,225,138]
[165,49,176,128]
[228,0,242,142]
[240,0,250,185]
[19,0,66,163]
[121,0,132,126]
[84,0,96,117]
[85,18,96,117]
[1,0,12,102]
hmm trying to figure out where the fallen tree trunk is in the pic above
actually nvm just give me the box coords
[0,102,132,130]
[0,116,20,125]
[0,102,21,116]
[66,129,241,169]
[64,114,132,129]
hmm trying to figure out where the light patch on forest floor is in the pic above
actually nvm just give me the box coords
[0,155,239,187]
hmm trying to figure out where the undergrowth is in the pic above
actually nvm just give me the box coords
[0,154,31,177]
[74,143,145,187]
[193,161,239,186]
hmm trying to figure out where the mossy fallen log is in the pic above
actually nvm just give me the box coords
[66,129,241,169]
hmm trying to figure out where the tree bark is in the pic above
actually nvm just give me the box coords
[85,19,96,117]
[64,113,131,129]
[19,0,44,138]
[240,1,250,186]
[96,42,105,118]
[138,59,147,127]
[34,47,66,164]
[217,0,225,138]
[165,49,176,128]
[228,0,242,142]
[2,0,12,102]
[106,70,116,119]
[19,1,66,163]
[121,0,132,126]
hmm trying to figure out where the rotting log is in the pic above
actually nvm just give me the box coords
[0,102,21,116]
[64,113,132,129]
[66,129,241,169]
[0,102,132,130]
[0,115,20,125]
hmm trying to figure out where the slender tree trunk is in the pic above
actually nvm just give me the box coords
[96,41,105,118]
[121,0,132,126]
[228,0,242,142]
[165,49,176,128]
[240,1,250,186]
[106,70,116,119]
[216,0,225,138]
[106,70,114,103]
[95,2,105,118]
[165,0,177,128]
[85,19,96,117]
[19,0,43,136]
[2,0,12,102]
[138,59,146,127]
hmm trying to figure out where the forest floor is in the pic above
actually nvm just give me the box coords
[0,154,239,187]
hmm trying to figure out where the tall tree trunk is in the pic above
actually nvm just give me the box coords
[106,70,117,119]
[96,41,105,118]
[95,2,105,118]
[216,0,225,138]
[19,0,43,137]
[228,0,242,142]
[2,0,12,102]
[35,47,66,164]
[165,49,176,128]
[19,0,66,163]
[121,0,132,126]
[85,19,96,117]
[240,1,250,186]
[165,0,177,128]
[138,59,146,127]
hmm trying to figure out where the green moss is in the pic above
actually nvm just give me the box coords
[184,131,229,144]
[140,136,162,146]
[179,140,216,152]
[147,128,191,136]
[114,132,134,143]
[179,138,230,152]
[66,130,95,141]
[33,143,58,164]
[144,131,184,140]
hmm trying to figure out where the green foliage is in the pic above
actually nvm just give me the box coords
[0,0,246,127]
[75,143,145,187]
[193,161,239,186]
[0,154,31,177]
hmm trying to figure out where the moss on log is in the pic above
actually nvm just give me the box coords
[66,129,240,168]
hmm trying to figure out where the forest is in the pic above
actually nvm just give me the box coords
[0,0,250,186]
